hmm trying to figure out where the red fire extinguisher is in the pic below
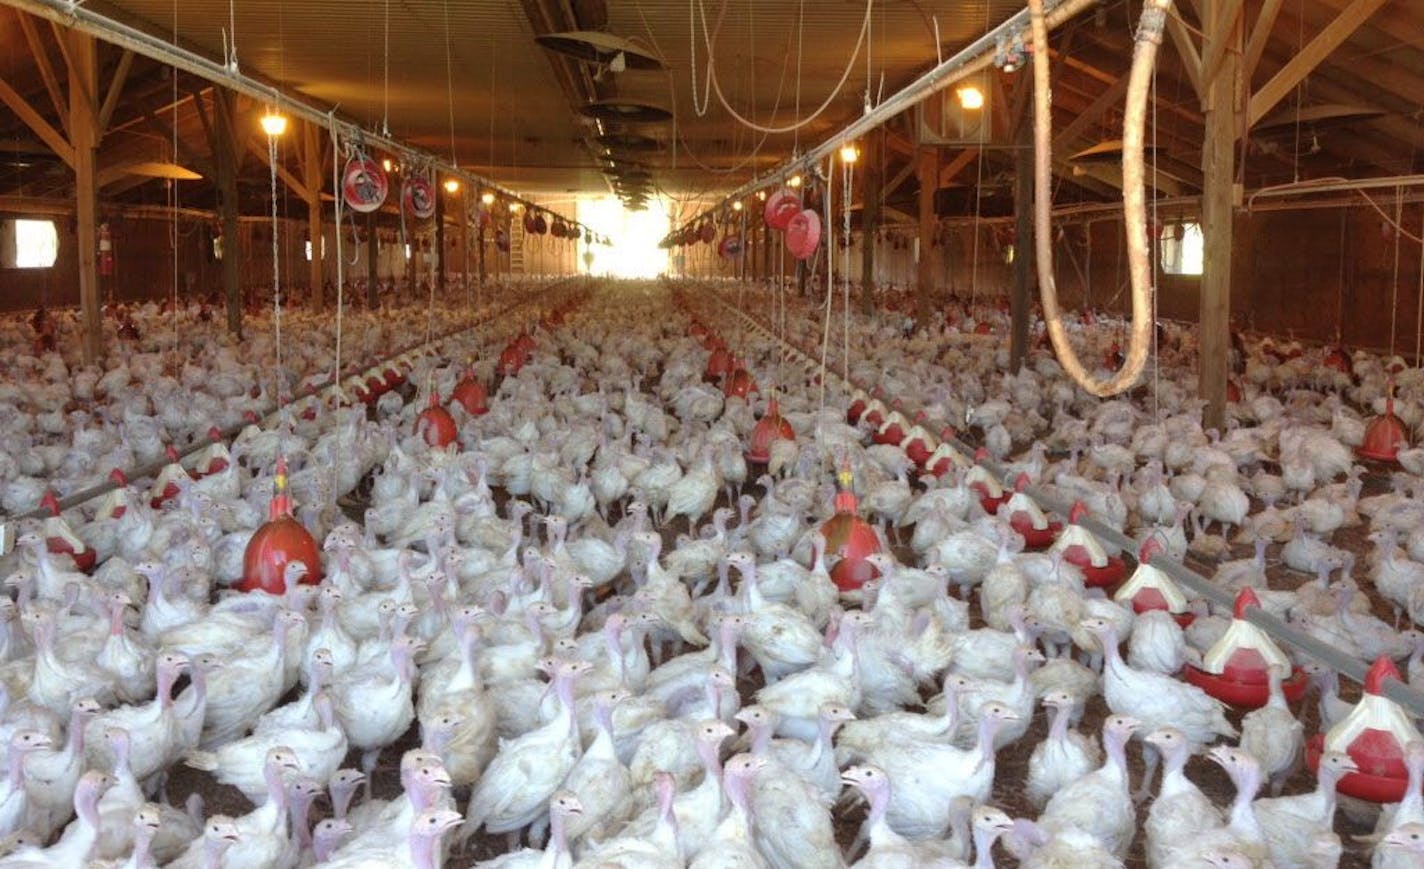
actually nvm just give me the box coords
[99,222,114,276]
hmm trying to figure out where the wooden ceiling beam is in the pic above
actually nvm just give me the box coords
[16,12,68,135]
[1310,0,1424,51]
[1165,9,1205,100]
[939,149,979,189]
[1242,0,1283,84]
[0,76,74,168]
[1201,0,1244,84]
[97,50,135,138]
[1247,0,1390,126]
[1053,71,1130,153]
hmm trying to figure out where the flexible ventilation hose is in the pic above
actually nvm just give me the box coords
[1028,0,1171,396]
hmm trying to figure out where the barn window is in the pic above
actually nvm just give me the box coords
[1160,221,1204,276]
[7,219,59,269]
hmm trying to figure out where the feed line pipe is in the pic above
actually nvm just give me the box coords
[1027,0,1170,396]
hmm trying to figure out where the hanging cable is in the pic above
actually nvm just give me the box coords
[1028,0,1167,397]
[266,115,286,426]
[698,0,873,136]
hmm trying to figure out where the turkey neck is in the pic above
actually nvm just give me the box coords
[1046,702,1071,745]
[107,597,126,638]
[1225,765,1264,836]
[970,825,1000,869]
[409,826,447,869]
[5,743,27,790]
[1397,750,1424,821]
[1103,726,1131,786]
[201,836,234,869]
[548,805,572,861]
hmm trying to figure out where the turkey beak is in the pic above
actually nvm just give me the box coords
[1337,755,1360,774]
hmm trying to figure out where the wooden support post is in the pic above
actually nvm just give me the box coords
[860,129,881,314]
[69,30,101,363]
[457,191,468,302]
[301,123,324,311]
[1010,96,1035,372]
[1200,0,1242,430]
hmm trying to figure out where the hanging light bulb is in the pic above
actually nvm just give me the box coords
[956,86,985,110]
[260,111,288,137]
[443,178,461,193]
[839,144,859,164]
[509,202,523,213]
[731,200,744,212]
[788,174,803,188]
[756,190,767,201]
[481,191,496,206]
[382,158,393,172]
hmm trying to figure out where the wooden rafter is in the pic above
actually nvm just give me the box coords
[938,149,979,189]
[1052,72,1129,152]
[0,76,75,167]
[1242,0,1283,83]
[1166,9,1204,99]
[1247,0,1390,126]
[1200,0,1243,84]
[97,50,135,137]
[16,12,68,134]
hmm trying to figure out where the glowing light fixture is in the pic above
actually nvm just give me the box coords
[260,112,288,137]
[443,178,461,194]
[731,200,744,212]
[788,174,802,188]
[382,158,394,172]
[509,202,523,213]
[756,190,767,201]
[957,86,985,110]
[481,191,496,206]
[839,144,859,164]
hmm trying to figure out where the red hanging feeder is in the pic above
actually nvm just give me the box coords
[786,210,822,260]
[705,346,734,382]
[723,367,759,400]
[821,465,882,593]
[498,343,526,377]
[1359,395,1408,463]
[238,458,323,594]
[1113,539,1194,626]
[1182,587,1308,708]
[1050,502,1126,588]
[763,187,802,231]
[745,397,795,464]
[1306,656,1422,803]
[1004,476,1061,549]
[451,363,489,416]
[1323,345,1352,374]
[417,392,459,449]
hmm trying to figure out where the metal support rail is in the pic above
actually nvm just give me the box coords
[8,0,583,231]
[2,276,582,524]
[692,280,1424,719]
[664,0,1098,239]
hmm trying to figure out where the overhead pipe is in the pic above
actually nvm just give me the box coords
[697,282,1424,718]
[1027,0,1170,397]
[6,0,585,232]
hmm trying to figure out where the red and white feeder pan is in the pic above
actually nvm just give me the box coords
[861,396,888,432]
[1048,502,1126,588]
[147,446,189,509]
[846,389,870,426]
[1003,479,1062,550]
[1182,587,1308,709]
[746,398,795,465]
[191,435,232,477]
[821,480,883,594]
[872,409,908,446]
[1306,656,1422,803]
[924,438,972,479]
[94,484,129,521]
[900,418,937,468]
[238,457,323,595]
[968,458,1009,516]
[416,393,460,449]
[1114,539,1194,627]
[36,492,95,572]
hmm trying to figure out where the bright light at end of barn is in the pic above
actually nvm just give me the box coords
[576,196,670,279]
